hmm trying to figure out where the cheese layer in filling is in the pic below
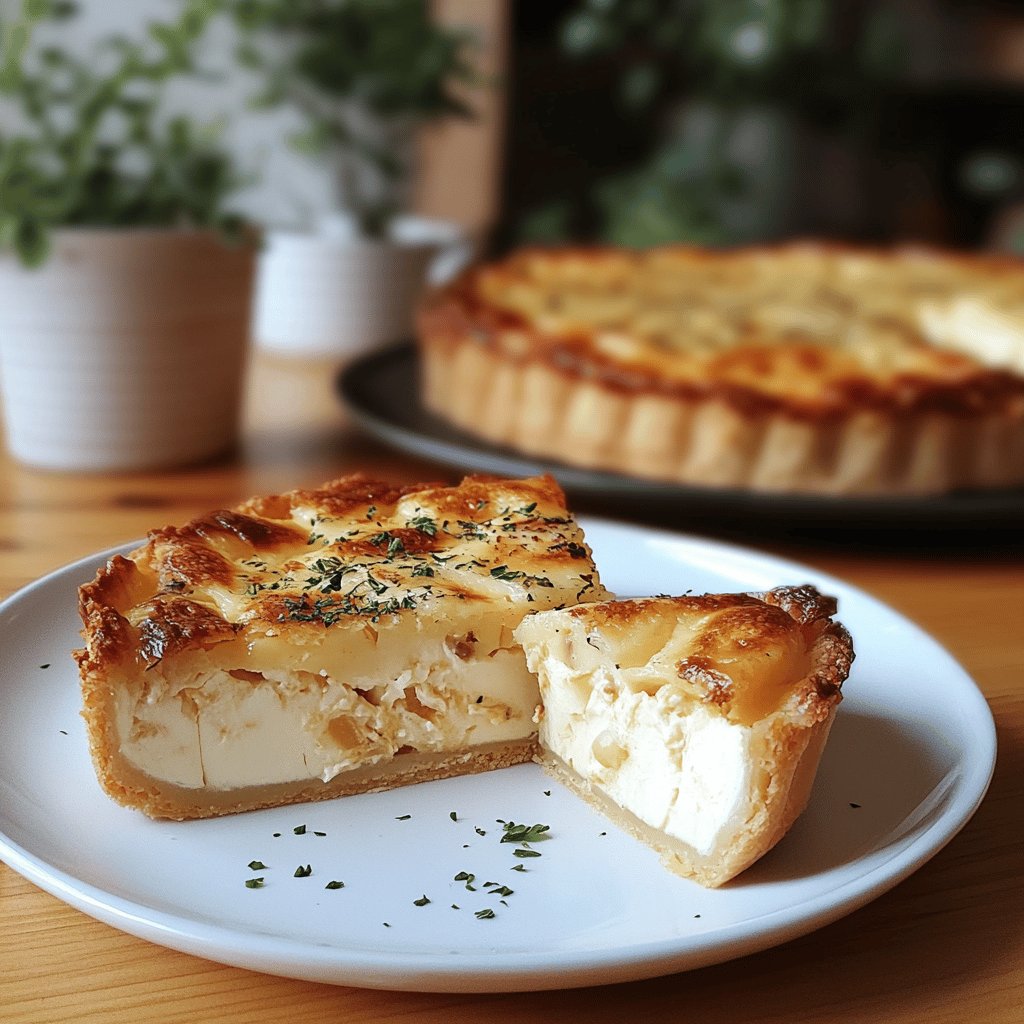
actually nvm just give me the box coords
[118,617,537,791]
[77,473,609,818]
[536,659,751,857]
[514,588,851,884]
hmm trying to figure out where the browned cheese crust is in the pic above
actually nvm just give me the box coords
[75,473,609,819]
[515,584,854,887]
[417,243,1024,495]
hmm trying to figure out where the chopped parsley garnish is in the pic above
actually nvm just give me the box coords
[500,822,550,844]
[413,895,431,907]
[474,908,496,920]
[244,878,265,888]
[293,824,307,835]
[511,864,527,872]
[513,849,542,859]
[449,811,458,822]
[369,531,406,557]
[281,591,416,626]
[325,880,345,890]
[409,515,438,536]
[247,860,268,871]
[489,565,553,588]
[365,571,389,595]
[293,864,312,877]
[396,814,412,821]
[454,519,487,540]
[489,565,522,581]
[549,540,589,559]
[411,563,434,577]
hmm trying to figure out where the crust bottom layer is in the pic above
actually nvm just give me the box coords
[99,737,539,821]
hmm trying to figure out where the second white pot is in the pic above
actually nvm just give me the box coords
[252,215,472,360]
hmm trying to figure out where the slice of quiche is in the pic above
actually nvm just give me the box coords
[76,474,609,820]
[514,586,853,887]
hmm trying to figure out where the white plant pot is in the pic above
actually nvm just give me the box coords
[0,229,254,472]
[252,215,472,359]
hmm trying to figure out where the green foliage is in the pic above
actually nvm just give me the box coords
[560,0,904,112]
[0,0,245,267]
[535,0,909,248]
[233,0,478,235]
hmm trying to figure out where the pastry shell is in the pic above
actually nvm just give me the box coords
[418,244,1024,495]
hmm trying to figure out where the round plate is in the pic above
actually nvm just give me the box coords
[0,522,996,992]
[337,344,1024,536]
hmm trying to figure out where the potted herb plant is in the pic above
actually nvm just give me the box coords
[0,0,254,471]
[233,0,478,359]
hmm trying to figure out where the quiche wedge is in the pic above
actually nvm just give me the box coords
[76,474,609,820]
[417,244,1024,496]
[514,585,854,887]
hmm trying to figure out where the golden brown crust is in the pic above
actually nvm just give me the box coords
[76,473,609,820]
[515,585,854,886]
[417,243,1024,495]
[526,585,849,727]
[97,738,540,822]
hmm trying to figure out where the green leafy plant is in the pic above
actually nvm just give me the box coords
[523,0,908,248]
[233,0,478,236]
[0,0,245,267]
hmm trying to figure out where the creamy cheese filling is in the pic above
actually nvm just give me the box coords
[539,663,751,858]
[115,643,537,791]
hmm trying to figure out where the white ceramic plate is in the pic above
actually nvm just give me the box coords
[0,521,996,993]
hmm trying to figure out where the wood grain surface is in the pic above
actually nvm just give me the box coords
[1,355,1021,1023]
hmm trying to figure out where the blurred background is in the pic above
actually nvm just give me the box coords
[502,0,1024,255]
[3,0,1024,475]
[6,0,1024,255]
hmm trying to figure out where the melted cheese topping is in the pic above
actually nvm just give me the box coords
[514,589,844,858]
[81,474,610,797]
[464,245,1024,396]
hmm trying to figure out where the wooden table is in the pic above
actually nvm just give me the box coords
[2,355,1021,1023]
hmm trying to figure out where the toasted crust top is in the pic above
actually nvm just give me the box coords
[418,243,1024,417]
[516,584,853,727]
[77,474,607,673]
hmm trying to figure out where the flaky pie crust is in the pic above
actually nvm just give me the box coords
[75,473,608,819]
[417,244,1024,495]
[516,585,853,887]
